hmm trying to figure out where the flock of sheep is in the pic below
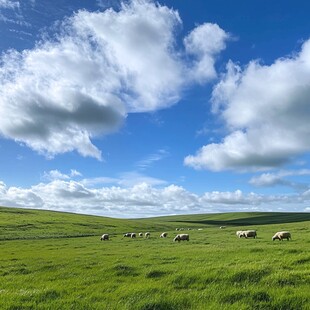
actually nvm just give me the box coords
[100,229,291,242]
[236,230,291,240]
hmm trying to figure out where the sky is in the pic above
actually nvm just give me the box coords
[0,0,310,218]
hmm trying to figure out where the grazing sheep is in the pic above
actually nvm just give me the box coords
[131,233,136,238]
[176,228,179,231]
[145,232,150,238]
[160,232,168,238]
[272,231,291,241]
[123,233,131,237]
[236,231,244,237]
[139,232,143,237]
[239,230,257,239]
[100,234,109,241]
[220,226,226,229]
[173,234,189,242]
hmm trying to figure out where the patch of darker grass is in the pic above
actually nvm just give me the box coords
[294,257,310,265]
[2,266,31,276]
[221,292,248,304]
[37,289,61,302]
[138,301,175,310]
[171,274,200,289]
[202,276,218,285]
[276,274,302,287]
[287,249,302,254]
[269,297,305,310]
[38,264,59,272]
[252,291,272,303]
[145,270,167,279]
[8,304,34,310]
[250,248,265,253]
[230,268,271,285]
[113,264,138,277]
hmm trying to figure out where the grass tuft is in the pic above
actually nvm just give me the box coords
[138,301,175,310]
[230,268,271,284]
[113,264,138,277]
[145,270,167,279]
[220,292,247,304]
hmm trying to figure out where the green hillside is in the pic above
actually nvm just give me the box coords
[1,206,309,240]
[144,211,310,226]
[1,206,309,309]
[0,206,173,240]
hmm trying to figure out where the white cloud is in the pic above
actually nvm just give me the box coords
[136,149,169,170]
[70,169,82,177]
[42,168,167,188]
[0,0,19,9]
[81,177,120,187]
[185,39,310,171]
[249,169,310,190]
[117,171,167,187]
[184,23,229,83]
[0,0,229,159]
[0,179,308,217]
[43,169,82,181]
[0,181,43,209]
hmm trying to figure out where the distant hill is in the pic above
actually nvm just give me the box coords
[143,211,310,226]
[1,206,309,240]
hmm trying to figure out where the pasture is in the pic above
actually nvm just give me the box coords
[0,207,309,309]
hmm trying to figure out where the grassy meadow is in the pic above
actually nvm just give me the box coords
[0,206,310,309]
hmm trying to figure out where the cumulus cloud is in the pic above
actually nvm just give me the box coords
[185,39,310,171]
[0,179,308,217]
[184,23,229,83]
[0,0,229,159]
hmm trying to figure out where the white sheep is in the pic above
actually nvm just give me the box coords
[160,232,168,238]
[100,234,109,241]
[236,230,243,237]
[239,230,257,239]
[145,232,150,238]
[220,226,226,229]
[272,231,291,241]
[123,233,131,237]
[173,234,189,242]
[131,233,136,238]
[139,232,143,237]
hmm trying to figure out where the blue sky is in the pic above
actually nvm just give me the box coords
[0,0,310,217]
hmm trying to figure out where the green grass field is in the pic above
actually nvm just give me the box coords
[0,206,309,309]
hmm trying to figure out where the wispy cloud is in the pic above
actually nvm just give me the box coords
[96,0,120,10]
[136,149,169,170]
[118,171,167,187]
